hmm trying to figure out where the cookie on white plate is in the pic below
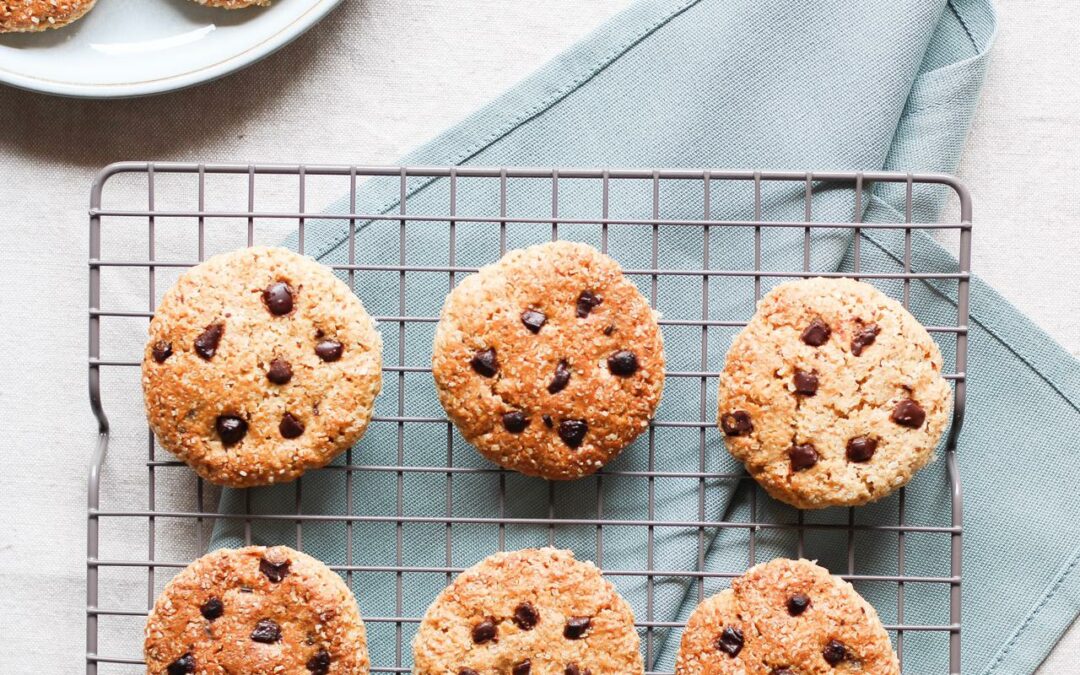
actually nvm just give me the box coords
[0,0,96,32]
[189,0,270,9]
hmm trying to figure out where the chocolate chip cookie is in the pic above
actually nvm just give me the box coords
[718,277,951,508]
[412,547,643,674]
[142,246,382,487]
[675,558,899,674]
[145,545,369,675]
[432,241,665,480]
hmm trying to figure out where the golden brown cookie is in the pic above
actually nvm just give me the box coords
[717,277,951,509]
[145,545,369,675]
[189,0,269,9]
[675,558,899,675]
[432,241,665,480]
[142,246,382,487]
[0,0,95,32]
[413,547,643,674]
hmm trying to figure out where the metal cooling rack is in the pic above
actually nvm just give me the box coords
[87,163,970,674]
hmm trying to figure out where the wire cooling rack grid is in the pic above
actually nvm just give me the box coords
[87,164,970,674]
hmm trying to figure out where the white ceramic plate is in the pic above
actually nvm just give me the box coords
[0,0,342,98]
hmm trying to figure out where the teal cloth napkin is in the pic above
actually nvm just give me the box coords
[213,1,1080,673]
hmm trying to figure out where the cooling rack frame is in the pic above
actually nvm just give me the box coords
[87,163,970,674]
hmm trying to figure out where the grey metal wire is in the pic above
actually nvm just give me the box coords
[87,163,970,674]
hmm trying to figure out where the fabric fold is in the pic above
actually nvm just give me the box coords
[209,1,1080,672]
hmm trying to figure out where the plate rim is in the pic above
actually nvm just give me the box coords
[0,0,343,99]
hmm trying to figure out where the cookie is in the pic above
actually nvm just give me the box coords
[675,558,899,675]
[717,277,951,508]
[413,547,643,674]
[432,241,665,480]
[145,545,369,675]
[188,0,269,8]
[0,0,95,32]
[142,246,382,487]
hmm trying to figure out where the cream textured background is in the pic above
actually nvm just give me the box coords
[0,0,1076,671]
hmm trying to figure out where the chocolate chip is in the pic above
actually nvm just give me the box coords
[822,639,848,665]
[720,410,753,436]
[471,618,497,644]
[513,602,539,630]
[267,358,293,384]
[788,444,819,471]
[279,412,305,439]
[251,618,282,643]
[512,660,532,675]
[152,340,173,363]
[576,290,602,318]
[259,556,291,582]
[793,370,818,396]
[607,350,639,377]
[502,411,529,434]
[771,669,795,675]
[215,415,247,446]
[542,414,554,428]
[603,325,615,336]
[800,319,830,347]
[239,586,253,593]
[787,593,811,616]
[851,323,880,356]
[548,360,572,394]
[200,597,224,620]
[716,626,744,657]
[315,339,344,362]
[263,281,294,316]
[846,436,878,463]
[306,649,331,674]
[563,616,591,639]
[458,670,480,675]
[194,322,225,360]
[521,309,547,334]
[470,348,498,377]
[565,666,592,675]
[890,398,926,428]
[558,419,588,448]
[167,653,195,675]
